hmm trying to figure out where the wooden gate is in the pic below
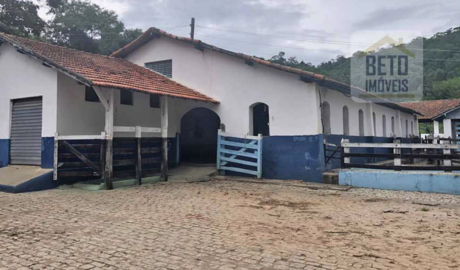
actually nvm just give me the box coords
[216,130,263,178]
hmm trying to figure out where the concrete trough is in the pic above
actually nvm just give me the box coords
[339,169,460,195]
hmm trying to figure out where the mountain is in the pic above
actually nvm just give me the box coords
[269,27,460,100]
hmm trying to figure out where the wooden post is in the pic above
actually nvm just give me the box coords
[135,126,142,185]
[256,134,263,179]
[393,139,401,170]
[216,130,221,173]
[161,96,169,181]
[104,89,115,190]
[53,133,59,181]
[341,139,350,168]
[443,138,452,171]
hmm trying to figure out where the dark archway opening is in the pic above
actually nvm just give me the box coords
[180,108,221,164]
[252,103,270,136]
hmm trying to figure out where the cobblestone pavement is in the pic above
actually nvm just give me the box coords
[1,179,460,270]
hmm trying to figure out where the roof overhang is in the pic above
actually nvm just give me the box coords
[432,105,460,121]
[0,33,219,104]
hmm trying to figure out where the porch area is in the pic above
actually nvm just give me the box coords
[54,81,220,190]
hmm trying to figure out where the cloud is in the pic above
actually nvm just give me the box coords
[70,0,460,64]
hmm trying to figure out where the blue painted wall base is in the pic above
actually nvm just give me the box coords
[339,169,460,195]
[0,171,56,193]
[262,135,324,183]
[0,139,9,168]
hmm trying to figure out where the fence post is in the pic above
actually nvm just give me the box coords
[257,134,263,179]
[216,130,221,173]
[442,140,452,171]
[53,133,59,181]
[135,126,142,185]
[393,139,401,169]
[341,139,350,168]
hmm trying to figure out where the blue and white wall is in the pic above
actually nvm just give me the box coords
[0,43,58,168]
[122,35,419,182]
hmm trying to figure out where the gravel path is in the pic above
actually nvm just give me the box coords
[0,179,459,270]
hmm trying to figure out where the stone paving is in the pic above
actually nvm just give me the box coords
[0,179,460,270]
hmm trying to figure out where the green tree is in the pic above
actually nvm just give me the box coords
[0,0,45,37]
[431,77,460,99]
[46,0,141,55]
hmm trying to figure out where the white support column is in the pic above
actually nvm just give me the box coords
[161,96,169,181]
[444,119,452,138]
[104,89,115,190]
[433,120,440,135]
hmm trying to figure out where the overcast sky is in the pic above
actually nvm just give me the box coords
[39,0,460,65]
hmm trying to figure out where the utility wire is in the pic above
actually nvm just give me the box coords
[196,24,460,54]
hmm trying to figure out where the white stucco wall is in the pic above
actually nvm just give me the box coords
[320,87,418,137]
[56,74,209,138]
[125,36,321,136]
[0,43,58,138]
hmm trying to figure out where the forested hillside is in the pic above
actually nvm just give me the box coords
[270,27,460,100]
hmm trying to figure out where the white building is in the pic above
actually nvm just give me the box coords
[0,29,419,186]
[399,99,460,139]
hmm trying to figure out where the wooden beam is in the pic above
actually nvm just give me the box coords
[161,96,169,181]
[93,86,109,111]
[59,141,101,175]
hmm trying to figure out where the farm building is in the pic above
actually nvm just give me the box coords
[0,29,420,191]
[399,99,460,140]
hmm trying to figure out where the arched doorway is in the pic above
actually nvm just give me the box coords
[251,103,270,136]
[180,108,221,163]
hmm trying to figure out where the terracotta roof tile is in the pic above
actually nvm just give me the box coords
[398,99,460,119]
[0,33,218,103]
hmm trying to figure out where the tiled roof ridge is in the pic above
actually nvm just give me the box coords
[1,33,123,60]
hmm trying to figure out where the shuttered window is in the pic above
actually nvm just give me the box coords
[145,60,172,78]
[150,94,160,108]
[85,86,100,102]
[120,90,133,105]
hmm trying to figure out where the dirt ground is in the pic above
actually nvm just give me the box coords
[0,178,459,270]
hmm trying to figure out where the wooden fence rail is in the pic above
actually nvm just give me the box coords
[341,139,460,172]
[54,125,162,187]
[217,130,263,178]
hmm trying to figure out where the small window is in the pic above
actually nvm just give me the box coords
[373,112,377,136]
[359,110,364,136]
[391,117,395,135]
[150,94,160,108]
[120,90,133,105]
[145,60,172,78]
[343,106,349,135]
[85,86,99,102]
[382,115,386,137]
[322,102,331,135]
[405,119,409,138]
